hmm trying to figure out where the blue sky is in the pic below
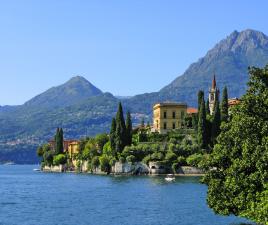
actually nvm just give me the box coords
[0,0,268,105]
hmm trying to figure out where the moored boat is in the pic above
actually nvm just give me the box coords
[165,174,175,182]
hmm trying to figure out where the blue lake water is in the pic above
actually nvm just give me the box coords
[0,165,253,225]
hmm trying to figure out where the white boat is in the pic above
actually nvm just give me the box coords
[165,174,175,182]
[33,168,41,172]
[3,162,15,165]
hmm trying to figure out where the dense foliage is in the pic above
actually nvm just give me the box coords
[204,65,268,224]
[37,128,66,167]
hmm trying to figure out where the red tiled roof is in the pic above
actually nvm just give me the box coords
[228,98,241,107]
[187,107,198,114]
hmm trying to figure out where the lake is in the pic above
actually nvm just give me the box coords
[0,165,253,225]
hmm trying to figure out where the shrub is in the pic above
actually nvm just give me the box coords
[109,157,117,166]
[91,156,100,169]
[172,162,179,173]
[95,133,109,151]
[177,156,187,166]
[165,151,177,162]
[151,152,164,161]
[99,155,111,173]
[142,155,151,165]
[103,141,113,156]
[37,146,44,158]
[53,154,67,166]
[126,155,136,164]
[169,138,177,144]
[119,155,125,163]
[186,153,203,167]
[43,150,54,166]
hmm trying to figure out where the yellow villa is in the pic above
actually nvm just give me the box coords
[153,102,187,133]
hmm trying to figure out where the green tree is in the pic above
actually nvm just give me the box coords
[103,141,112,155]
[125,111,132,146]
[197,97,207,149]
[43,150,54,166]
[204,65,268,225]
[54,128,64,155]
[110,118,116,153]
[206,98,210,115]
[211,92,221,144]
[221,86,229,122]
[115,102,126,153]
[99,155,111,174]
[95,133,109,151]
[186,153,203,167]
[198,90,204,112]
[53,154,67,165]
[59,128,64,153]
[37,146,44,158]
[91,156,100,170]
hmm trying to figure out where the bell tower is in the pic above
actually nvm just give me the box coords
[209,74,219,115]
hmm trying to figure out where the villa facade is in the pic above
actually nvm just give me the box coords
[153,102,187,134]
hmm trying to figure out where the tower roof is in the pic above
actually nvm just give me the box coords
[212,74,216,89]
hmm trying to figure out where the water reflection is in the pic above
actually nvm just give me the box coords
[109,174,202,185]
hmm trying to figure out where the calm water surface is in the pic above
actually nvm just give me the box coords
[0,165,253,225]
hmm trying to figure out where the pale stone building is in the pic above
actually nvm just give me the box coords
[153,102,187,134]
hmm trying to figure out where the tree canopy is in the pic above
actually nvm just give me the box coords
[204,65,268,224]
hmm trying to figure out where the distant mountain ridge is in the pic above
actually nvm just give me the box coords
[24,76,103,108]
[1,29,268,163]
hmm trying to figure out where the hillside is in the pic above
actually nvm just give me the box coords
[1,29,268,163]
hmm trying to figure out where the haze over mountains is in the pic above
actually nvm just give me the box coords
[1,29,268,163]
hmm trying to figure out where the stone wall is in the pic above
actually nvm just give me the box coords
[176,166,204,175]
[148,161,167,174]
[42,162,204,176]
[113,162,149,175]
[42,165,65,173]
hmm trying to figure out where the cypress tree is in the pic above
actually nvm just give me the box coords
[55,129,58,153]
[125,111,132,146]
[221,86,229,122]
[115,102,126,153]
[59,128,64,154]
[198,90,204,112]
[197,97,207,149]
[55,128,64,154]
[54,128,59,154]
[110,118,116,153]
[206,98,210,115]
[211,93,221,144]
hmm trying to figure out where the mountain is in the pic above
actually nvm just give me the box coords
[125,29,268,113]
[24,76,103,108]
[1,29,268,163]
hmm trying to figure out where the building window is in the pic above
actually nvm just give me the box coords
[172,111,176,119]
[164,122,167,130]
[173,123,176,129]
[164,111,167,119]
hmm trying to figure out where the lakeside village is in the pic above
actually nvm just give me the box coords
[37,75,240,175]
